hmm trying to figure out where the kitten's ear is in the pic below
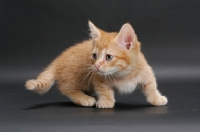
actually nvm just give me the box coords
[115,23,136,50]
[88,21,101,40]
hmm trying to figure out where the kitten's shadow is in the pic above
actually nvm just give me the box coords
[23,102,80,110]
[23,102,168,114]
[24,101,159,110]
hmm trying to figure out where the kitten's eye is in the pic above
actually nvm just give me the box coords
[91,53,97,60]
[106,54,113,61]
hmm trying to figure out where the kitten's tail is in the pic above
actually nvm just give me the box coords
[25,65,55,94]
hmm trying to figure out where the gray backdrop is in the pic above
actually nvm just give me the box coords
[1,0,200,132]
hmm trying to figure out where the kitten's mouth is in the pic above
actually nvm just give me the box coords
[93,69,107,76]
[95,70,105,75]
[92,66,115,76]
[92,67,104,74]
[95,70,115,76]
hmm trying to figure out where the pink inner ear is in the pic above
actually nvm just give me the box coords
[125,36,133,50]
[125,36,132,42]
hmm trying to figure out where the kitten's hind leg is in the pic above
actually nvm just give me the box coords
[59,86,96,107]
[141,80,168,106]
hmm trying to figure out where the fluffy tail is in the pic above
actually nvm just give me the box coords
[25,65,55,94]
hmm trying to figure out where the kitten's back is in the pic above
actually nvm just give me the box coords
[26,40,94,94]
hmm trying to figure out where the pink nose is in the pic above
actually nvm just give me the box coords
[95,64,100,71]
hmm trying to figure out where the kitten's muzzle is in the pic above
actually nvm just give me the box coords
[92,65,105,75]
[94,64,101,72]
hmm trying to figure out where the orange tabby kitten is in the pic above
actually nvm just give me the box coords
[26,21,168,108]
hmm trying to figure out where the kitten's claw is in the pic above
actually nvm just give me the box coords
[96,99,115,108]
[147,95,168,106]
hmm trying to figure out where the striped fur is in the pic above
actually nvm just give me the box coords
[26,66,55,94]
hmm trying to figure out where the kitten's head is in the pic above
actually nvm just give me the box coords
[88,21,140,77]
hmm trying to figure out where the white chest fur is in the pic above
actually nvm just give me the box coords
[113,76,141,94]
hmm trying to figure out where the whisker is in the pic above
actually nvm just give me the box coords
[79,69,93,85]
[64,67,93,87]
[81,29,90,36]
[105,75,108,84]
[110,73,116,84]
[87,71,94,89]
[73,67,92,74]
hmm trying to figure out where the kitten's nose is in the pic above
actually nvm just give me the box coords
[95,64,100,71]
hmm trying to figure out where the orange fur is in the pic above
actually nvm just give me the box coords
[25,21,168,108]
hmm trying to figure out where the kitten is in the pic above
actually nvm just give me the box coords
[25,21,168,108]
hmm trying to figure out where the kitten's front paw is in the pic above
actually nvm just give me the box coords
[147,95,168,106]
[96,99,115,108]
[78,97,96,107]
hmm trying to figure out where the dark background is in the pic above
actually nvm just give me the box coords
[1,0,200,132]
